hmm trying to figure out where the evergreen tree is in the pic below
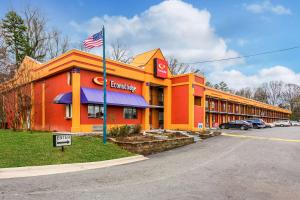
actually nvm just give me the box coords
[1,11,28,67]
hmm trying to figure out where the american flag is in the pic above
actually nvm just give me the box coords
[83,31,103,49]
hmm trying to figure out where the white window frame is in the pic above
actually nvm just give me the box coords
[65,104,72,119]
[123,107,137,119]
[88,104,104,118]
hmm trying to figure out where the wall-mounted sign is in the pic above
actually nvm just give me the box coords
[93,77,106,86]
[154,58,168,79]
[93,77,137,93]
[198,123,203,129]
[110,80,136,93]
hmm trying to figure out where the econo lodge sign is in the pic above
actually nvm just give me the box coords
[154,58,168,79]
[93,77,136,93]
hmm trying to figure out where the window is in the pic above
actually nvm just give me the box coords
[67,72,72,85]
[88,104,103,118]
[211,101,215,110]
[124,107,137,119]
[194,96,202,106]
[65,104,72,118]
[205,100,208,109]
[222,103,226,112]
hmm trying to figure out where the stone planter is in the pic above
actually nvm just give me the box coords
[109,136,194,155]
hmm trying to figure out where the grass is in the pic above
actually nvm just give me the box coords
[0,129,135,168]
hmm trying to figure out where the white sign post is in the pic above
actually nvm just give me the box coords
[53,134,72,152]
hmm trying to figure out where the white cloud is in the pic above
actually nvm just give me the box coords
[245,1,291,15]
[237,38,248,47]
[207,66,300,89]
[70,0,242,69]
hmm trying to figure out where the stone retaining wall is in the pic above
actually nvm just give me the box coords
[109,137,194,155]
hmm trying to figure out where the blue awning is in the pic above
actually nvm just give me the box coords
[53,92,72,104]
[53,88,149,108]
[81,87,149,108]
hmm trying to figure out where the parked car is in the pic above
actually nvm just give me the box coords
[264,122,275,128]
[273,120,291,127]
[219,120,253,130]
[290,121,300,126]
[246,118,266,129]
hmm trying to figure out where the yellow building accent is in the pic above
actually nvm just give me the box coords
[30,83,34,129]
[164,85,171,129]
[71,70,81,132]
[188,74,194,130]
[42,82,45,129]
[142,81,150,130]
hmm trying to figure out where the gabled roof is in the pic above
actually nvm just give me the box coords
[130,48,160,67]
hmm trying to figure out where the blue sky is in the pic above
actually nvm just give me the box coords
[1,0,299,89]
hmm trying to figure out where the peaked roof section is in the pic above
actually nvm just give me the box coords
[130,48,160,67]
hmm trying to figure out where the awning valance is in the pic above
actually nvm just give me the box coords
[53,88,149,108]
[80,87,149,108]
[53,92,72,104]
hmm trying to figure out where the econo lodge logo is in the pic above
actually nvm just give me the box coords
[93,77,106,85]
[154,58,168,79]
[158,63,166,70]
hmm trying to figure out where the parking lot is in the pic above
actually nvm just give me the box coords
[1,127,300,200]
[221,125,300,140]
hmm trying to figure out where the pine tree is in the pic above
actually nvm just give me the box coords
[1,11,27,67]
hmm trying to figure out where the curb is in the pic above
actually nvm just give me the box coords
[0,155,148,179]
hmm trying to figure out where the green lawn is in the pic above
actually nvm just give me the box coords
[0,129,134,168]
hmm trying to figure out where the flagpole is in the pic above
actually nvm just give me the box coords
[102,26,107,144]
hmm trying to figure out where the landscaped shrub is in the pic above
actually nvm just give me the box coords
[132,124,142,134]
[118,125,131,137]
[109,124,141,137]
[109,126,120,137]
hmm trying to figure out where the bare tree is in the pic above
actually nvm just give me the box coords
[168,57,202,75]
[266,81,284,106]
[24,7,47,61]
[109,40,132,63]
[46,29,69,59]
[24,7,69,61]
[253,86,268,104]
[281,83,300,110]
[235,87,253,99]
[0,59,34,130]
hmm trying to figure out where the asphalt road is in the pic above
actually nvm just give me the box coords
[1,127,300,200]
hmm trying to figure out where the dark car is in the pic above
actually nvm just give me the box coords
[246,118,266,129]
[219,120,253,130]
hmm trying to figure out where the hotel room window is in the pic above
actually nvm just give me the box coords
[67,72,72,85]
[194,96,201,106]
[88,104,103,118]
[124,107,137,119]
[65,104,72,118]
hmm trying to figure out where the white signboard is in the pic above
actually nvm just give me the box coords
[198,123,203,129]
[53,134,72,147]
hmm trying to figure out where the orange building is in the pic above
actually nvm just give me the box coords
[0,49,291,132]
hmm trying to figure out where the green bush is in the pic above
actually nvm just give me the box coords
[109,124,141,137]
[109,126,120,137]
[119,125,131,137]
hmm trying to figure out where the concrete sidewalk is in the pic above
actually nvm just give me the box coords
[0,155,148,179]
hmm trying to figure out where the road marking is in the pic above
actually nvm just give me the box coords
[221,133,300,143]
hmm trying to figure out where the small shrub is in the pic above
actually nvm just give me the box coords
[119,125,131,137]
[132,124,142,134]
[109,126,120,137]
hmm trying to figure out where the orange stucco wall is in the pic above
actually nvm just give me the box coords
[194,105,204,128]
[171,85,189,124]
[171,76,189,84]
[33,81,43,130]
[35,72,72,131]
